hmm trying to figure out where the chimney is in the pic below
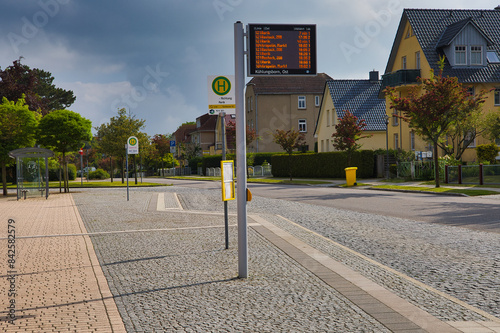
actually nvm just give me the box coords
[369,70,379,82]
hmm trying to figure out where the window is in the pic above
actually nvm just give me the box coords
[471,46,482,65]
[394,133,399,150]
[487,51,500,64]
[410,131,415,150]
[326,110,330,127]
[467,86,475,97]
[415,51,420,69]
[298,96,306,109]
[392,110,398,126]
[298,119,307,132]
[455,46,466,65]
[321,140,324,152]
[465,131,476,148]
[315,96,320,106]
[401,56,407,70]
[326,139,330,152]
[495,89,500,106]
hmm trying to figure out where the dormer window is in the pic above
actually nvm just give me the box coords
[471,46,482,65]
[487,51,500,64]
[455,46,466,65]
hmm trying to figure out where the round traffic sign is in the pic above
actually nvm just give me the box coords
[128,137,138,146]
[212,76,231,96]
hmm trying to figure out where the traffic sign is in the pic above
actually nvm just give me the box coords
[127,136,139,154]
[170,140,176,147]
[208,75,235,115]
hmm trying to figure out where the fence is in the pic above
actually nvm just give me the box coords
[445,164,500,185]
[162,167,192,176]
[397,161,445,181]
[206,167,221,177]
[204,164,273,178]
[247,165,272,177]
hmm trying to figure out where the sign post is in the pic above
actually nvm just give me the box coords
[126,136,139,201]
[208,75,236,115]
[233,21,317,278]
[79,149,83,186]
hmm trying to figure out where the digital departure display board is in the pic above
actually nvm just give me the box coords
[248,24,317,76]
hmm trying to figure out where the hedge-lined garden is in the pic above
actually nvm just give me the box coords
[271,150,375,178]
[199,150,375,179]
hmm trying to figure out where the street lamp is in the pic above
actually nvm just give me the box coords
[384,115,390,179]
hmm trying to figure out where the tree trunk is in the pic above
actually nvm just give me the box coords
[433,144,440,188]
[121,158,125,184]
[2,161,7,196]
[110,156,114,183]
[63,152,68,193]
[133,155,138,185]
[59,163,62,193]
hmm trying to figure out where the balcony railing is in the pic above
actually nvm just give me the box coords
[381,69,421,88]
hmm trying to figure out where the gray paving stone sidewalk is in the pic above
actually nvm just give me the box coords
[72,187,500,332]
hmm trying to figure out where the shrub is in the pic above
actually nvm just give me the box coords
[89,168,110,180]
[476,143,500,164]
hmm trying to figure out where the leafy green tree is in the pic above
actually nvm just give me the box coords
[38,110,92,192]
[386,57,487,187]
[272,129,305,181]
[483,110,500,144]
[0,97,40,195]
[94,108,146,183]
[0,59,75,115]
[331,110,371,165]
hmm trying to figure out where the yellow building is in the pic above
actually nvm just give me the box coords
[382,8,500,162]
[315,72,387,153]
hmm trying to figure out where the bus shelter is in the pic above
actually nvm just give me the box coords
[9,147,54,200]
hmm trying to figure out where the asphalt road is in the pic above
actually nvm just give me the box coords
[152,178,500,234]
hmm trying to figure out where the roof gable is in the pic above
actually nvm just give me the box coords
[326,80,386,131]
[385,8,500,83]
[436,17,493,48]
[247,73,332,94]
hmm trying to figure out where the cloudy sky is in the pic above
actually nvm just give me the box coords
[0,0,497,136]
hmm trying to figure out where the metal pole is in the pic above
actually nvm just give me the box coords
[234,21,248,278]
[126,144,129,201]
[221,112,229,250]
[80,152,83,186]
[385,116,389,179]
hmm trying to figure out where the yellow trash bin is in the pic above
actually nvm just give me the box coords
[345,167,358,186]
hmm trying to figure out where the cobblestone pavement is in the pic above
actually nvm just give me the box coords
[72,187,500,332]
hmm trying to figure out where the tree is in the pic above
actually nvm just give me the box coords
[386,57,487,187]
[151,134,170,175]
[0,97,40,195]
[483,110,500,144]
[226,120,258,150]
[331,110,371,165]
[38,109,92,192]
[94,108,146,183]
[0,59,75,115]
[272,129,305,181]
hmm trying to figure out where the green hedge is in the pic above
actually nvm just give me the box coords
[89,168,110,180]
[271,150,375,178]
[48,164,76,181]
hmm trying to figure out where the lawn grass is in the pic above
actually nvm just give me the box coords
[372,185,498,196]
[166,176,331,185]
[6,181,168,189]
